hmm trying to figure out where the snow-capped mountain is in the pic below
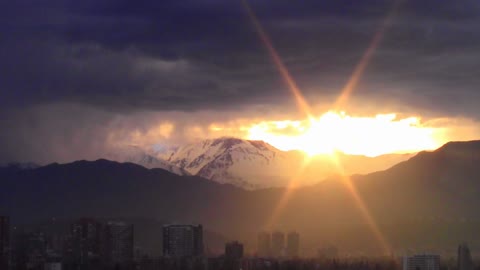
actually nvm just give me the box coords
[105,145,189,175]
[157,137,291,189]
[103,138,412,189]
[156,137,411,189]
[157,137,414,189]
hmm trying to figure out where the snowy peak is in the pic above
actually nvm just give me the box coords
[157,137,290,189]
[248,140,279,151]
[156,137,414,189]
[160,137,281,173]
[102,138,413,189]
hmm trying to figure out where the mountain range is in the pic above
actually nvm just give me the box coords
[106,144,189,175]
[109,137,413,189]
[2,140,480,254]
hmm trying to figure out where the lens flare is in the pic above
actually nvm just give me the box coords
[242,0,313,119]
[334,0,404,110]
[264,156,314,230]
[247,111,442,157]
[329,153,392,255]
[242,0,403,254]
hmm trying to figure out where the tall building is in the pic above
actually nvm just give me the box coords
[286,231,300,258]
[271,231,285,258]
[0,216,9,270]
[403,254,440,270]
[163,224,203,257]
[257,232,270,257]
[65,218,105,267]
[458,243,474,270]
[225,241,244,260]
[105,221,134,266]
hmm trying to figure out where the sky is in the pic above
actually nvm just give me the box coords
[2,0,480,163]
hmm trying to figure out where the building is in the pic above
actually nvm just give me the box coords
[271,231,285,258]
[403,254,440,270]
[458,243,474,270]
[105,221,134,266]
[286,231,300,258]
[0,216,9,270]
[163,224,203,257]
[257,232,271,257]
[65,218,105,267]
[225,241,244,260]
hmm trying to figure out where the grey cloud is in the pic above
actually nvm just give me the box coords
[2,0,480,163]
[2,0,480,116]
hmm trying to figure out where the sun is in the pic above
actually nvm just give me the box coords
[299,113,343,156]
[246,111,443,157]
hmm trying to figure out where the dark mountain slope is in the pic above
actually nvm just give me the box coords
[2,141,480,253]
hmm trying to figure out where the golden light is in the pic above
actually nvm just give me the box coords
[242,0,427,256]
[247,111,443,157]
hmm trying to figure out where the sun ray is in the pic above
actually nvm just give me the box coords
[263,156,314,230]
[242,0,313,119]
[243,1,395,253]
[334,0,404,110]
[329,153,392,255]
[242,0,317,231]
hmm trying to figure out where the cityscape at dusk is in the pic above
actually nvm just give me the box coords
[2,0,480,269]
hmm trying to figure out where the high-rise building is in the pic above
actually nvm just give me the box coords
[286,231,300,258]
[163,224,203,257]
[225,241,244,260]
[458,243,474,270]
[0,216,9,270]
[105,221,134,266]
[403,254,440,270]
[271,231,285,258]
[65,218,105,267]
[257,232,270,257]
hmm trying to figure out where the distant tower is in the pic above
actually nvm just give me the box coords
[286,231,300,258]
[66,218,105,266]
[257,232,271,257]
[0,216,9,270]
[403,254,440,270]
[271,231,285,258]
[225,241,244,260]
[163,224,203,257]
[458,243,474,270]
[105,221,134,266]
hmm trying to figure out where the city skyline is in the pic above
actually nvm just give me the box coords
[2,0,480,269]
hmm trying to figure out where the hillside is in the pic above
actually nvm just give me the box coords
[2,141,480,254]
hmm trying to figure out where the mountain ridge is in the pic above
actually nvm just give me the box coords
[157,137,415,189]
[2,140,480,253]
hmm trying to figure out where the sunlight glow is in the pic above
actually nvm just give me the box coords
[242,0,414,256]
[247,111,443,157]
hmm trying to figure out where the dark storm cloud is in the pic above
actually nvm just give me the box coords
[2,0,479,114]
[2,0,480,162]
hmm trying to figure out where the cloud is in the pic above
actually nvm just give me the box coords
[1,0,480,115]
[1,0,480,162]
